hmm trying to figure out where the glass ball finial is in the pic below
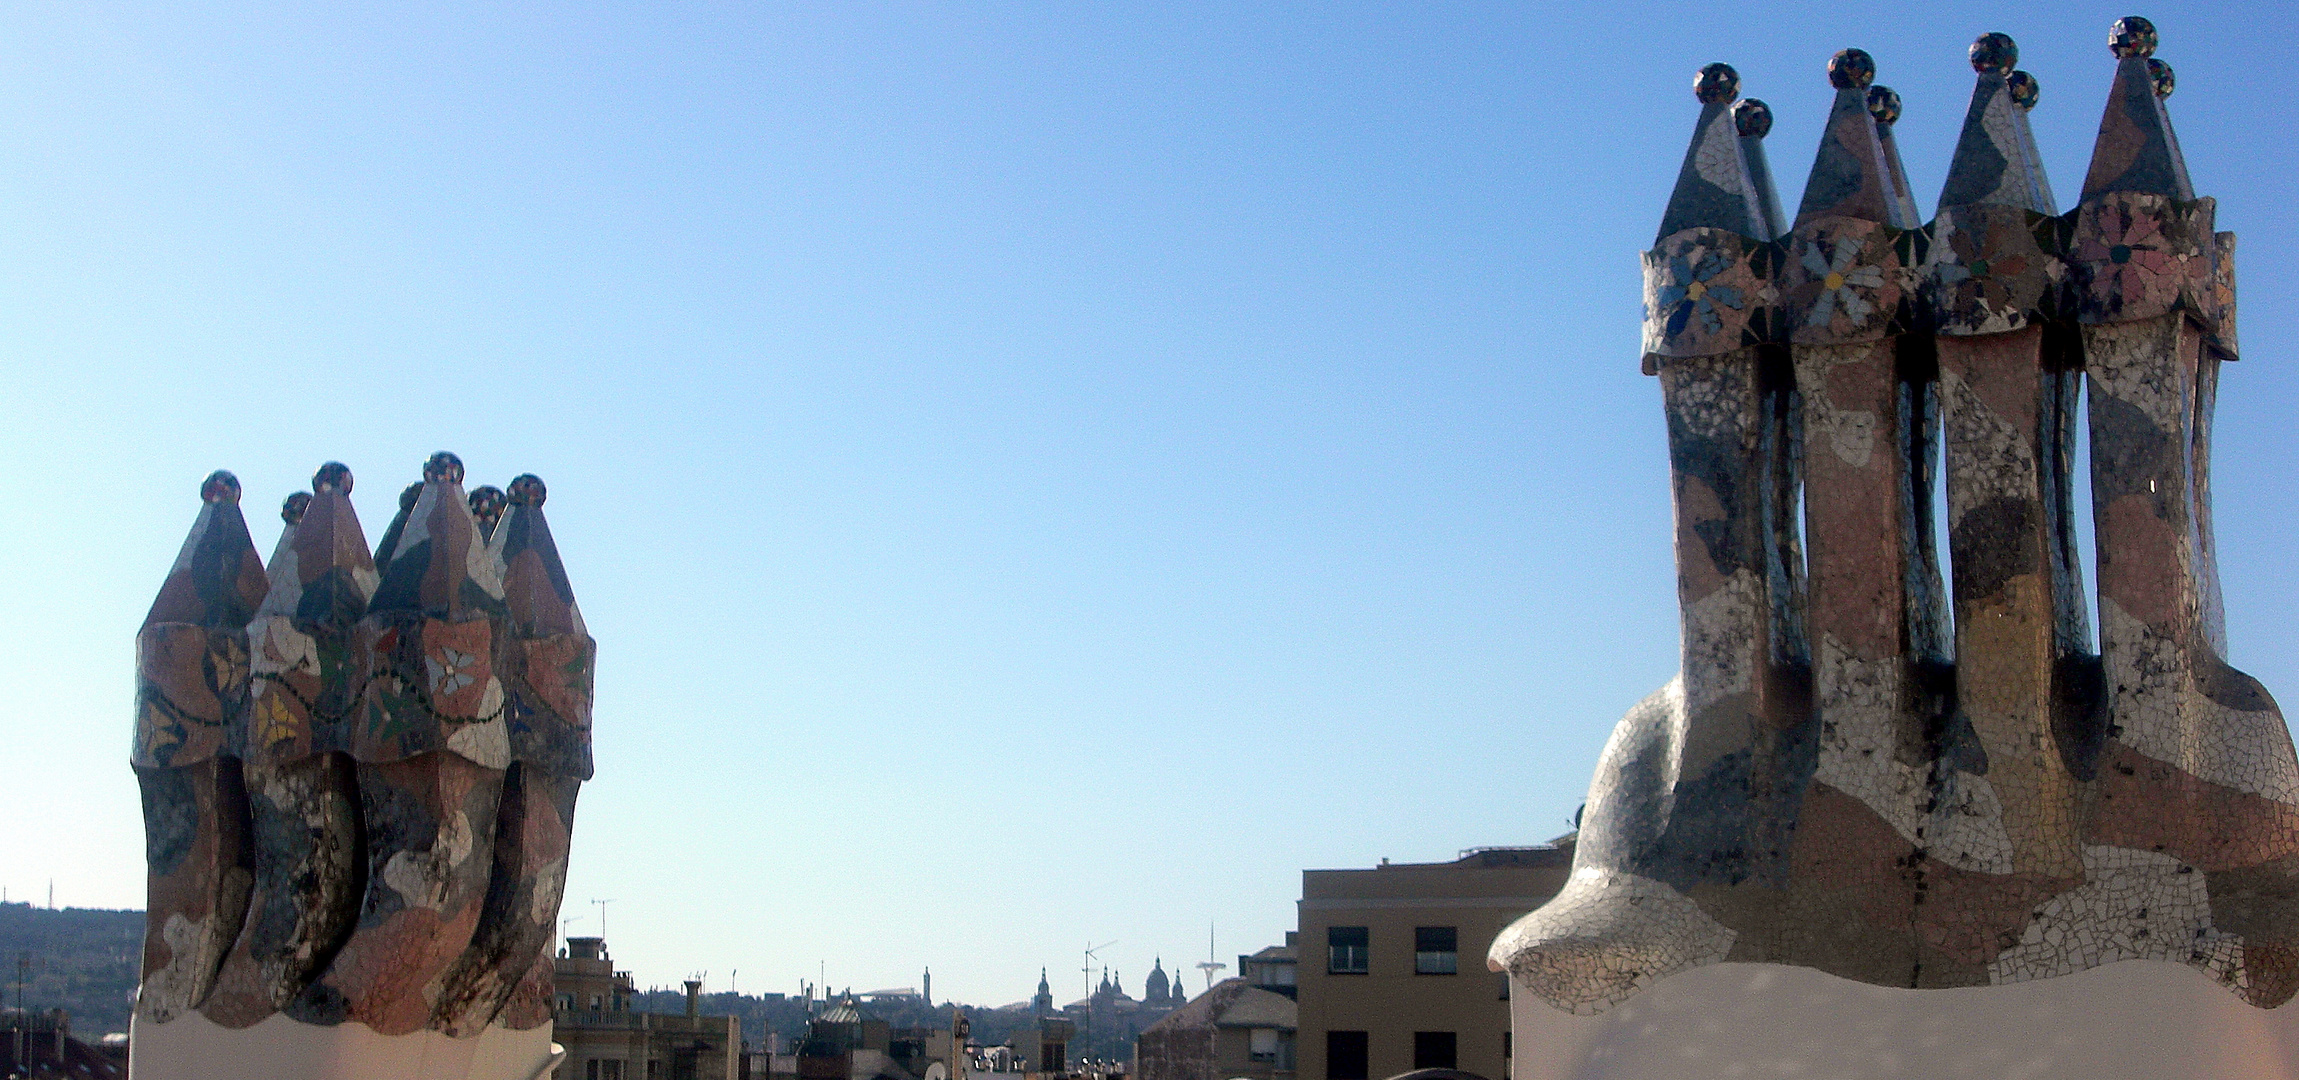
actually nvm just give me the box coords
[1695,63,1740,104]
[1970,33,2018,75]
[1733,98,1773,138]
[2109,16,2158,59]
[200,470,242,505]
[2006,70,2040,109]
[1828,48,1876,90]
[423,451,465,486]
[1865,85,1901,126]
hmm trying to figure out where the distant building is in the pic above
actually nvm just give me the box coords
[0,1010,125,1080]
[797,994,969,1080]
[1294,844,1571,1080]
[1133,976,1296,1080]
[1237,939,1297,998]
[1060,962,1187,1063]
[552,936,743,1080]
[1005,1012,1076,1077]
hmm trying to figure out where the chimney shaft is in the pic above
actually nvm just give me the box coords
[685,980,703,1018]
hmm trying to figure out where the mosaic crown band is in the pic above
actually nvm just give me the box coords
[131,455,594,1075]
[1492,18,2283,1016]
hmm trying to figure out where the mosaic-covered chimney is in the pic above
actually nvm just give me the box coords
[130,455,595,1078]
[1492,18,2276,1015]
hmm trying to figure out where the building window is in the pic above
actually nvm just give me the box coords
[1326,1031,1369,1080]
[1328,927,1369,974]
[1250,1029,1280,1062]
[1497,971,1512,1000]
[1413,1032,1457,1071]
[1414,927,1458,975]
[587,1062,599,1080]
[1503,1032,1512,1059]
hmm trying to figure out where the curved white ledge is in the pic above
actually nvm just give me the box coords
[1510,959,2299,1080]
[128,1011,560,1080]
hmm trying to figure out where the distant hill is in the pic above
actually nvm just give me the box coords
[0,902,142,1037]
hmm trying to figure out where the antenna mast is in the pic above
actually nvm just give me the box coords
[1082,941,1115,1001]
[1194,922,1227,990]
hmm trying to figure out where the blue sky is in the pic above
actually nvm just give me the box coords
[1,2,2293,1006]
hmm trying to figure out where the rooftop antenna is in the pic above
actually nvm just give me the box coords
[1082,941,1115,1001]
[592,898,614,941]
[1194,923,1226,990]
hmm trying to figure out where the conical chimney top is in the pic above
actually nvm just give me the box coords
[1938,34,2057,215]
[135,471,267,768]
[2081,16,2193,202]
[1794,48,1899,227]
[143,471,267,631]
[494,474,583,639]
[1733,99,1789,241]
[245,463,379,763]
[366,451,501,617]
[255,463,379,631]
[493,472,595,779]
[1654,62,1773,242]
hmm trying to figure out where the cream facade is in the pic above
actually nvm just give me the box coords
[1295,847,1568,1080]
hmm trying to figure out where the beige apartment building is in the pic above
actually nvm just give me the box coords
[1294,845,1570,1080]
[552,937,743,1080]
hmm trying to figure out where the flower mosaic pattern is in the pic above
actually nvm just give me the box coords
[1928,205,2060,335]
[1803,237,1881,325]
[1660,248,1743,335]
[2071,195,2186,319]
[1640,227,1777,358]
[1786,221,1903,343]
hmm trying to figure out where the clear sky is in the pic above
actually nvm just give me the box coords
[1,1,2293,1008]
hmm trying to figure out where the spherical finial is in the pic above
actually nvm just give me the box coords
[2147,57,2175,98]
[398,481,423,511]
[281,491,312,525]
[312,461,353,495]
[468,485,507,531]
[1694,63,1740,105]
[1865,85,1902,126]
[2109,16,2157,59]
[1733,98,1773,139]
[1969,32,2018,74]
[2006,70,2041,109]
[508,474,548,509]
[423,451,465,486]
[200,470,242,505]
[1828,48,1876,90]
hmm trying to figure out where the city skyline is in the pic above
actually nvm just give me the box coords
[2,1,2294,1007]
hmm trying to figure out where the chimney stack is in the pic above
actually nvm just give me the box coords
[685,980,703,1019]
